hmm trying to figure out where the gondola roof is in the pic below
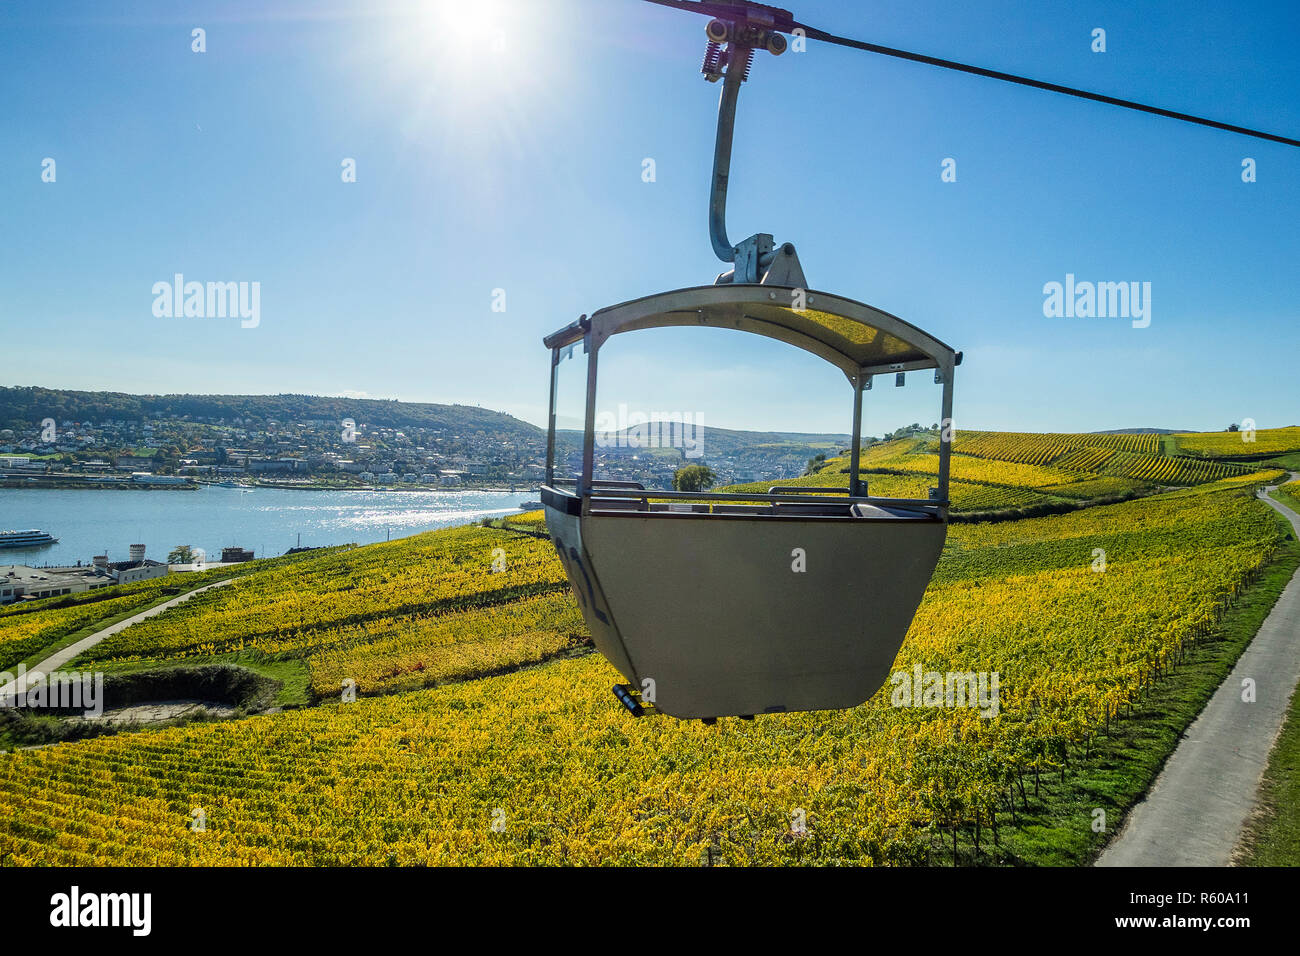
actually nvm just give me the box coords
[543,285,959,381]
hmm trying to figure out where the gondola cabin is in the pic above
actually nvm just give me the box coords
[540,284,959,718]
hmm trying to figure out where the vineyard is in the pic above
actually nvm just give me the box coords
[0,571,240,672]
[0,460,1290,865]
[304,591,587,697]
[77,526,570,668]
[954,430,1161,464]
[1097,450,1249,485]
[722,451,1166,519]
[726,468,1055,513]
[1175,426,1300,459]
[1277,479,1300,511]
[803,428,1278,511]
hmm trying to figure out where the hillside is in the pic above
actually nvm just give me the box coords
[0,428,1295,865]
[0,386,542,440]
[719,427,1298,517]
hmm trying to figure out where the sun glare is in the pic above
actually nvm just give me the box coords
[414,0,533,84]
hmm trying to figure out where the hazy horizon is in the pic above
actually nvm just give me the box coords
[4,380,1283,438]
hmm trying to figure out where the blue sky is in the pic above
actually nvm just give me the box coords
[2,0,1297,435]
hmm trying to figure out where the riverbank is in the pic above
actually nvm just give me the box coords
[241,480,539,493]
[3,476,540,494]
[1,477,195,491]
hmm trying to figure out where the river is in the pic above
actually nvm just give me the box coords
[0,486,531,567]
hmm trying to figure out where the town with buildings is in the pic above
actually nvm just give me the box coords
[0,414,548,490]
[0,388,574,488]
[0,388,845,492]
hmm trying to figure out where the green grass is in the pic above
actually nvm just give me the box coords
[80,650,312,708]
[1273,486,1300,515]
[244,657,312,707]
[0,652,310,750]
[1264,452,1300,471]
[0,662,286,751]
[990,508,1300,865]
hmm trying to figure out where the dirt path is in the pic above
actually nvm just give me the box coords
[1097,472,1300,867]
[0,577,238,702]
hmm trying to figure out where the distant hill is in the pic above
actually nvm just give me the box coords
[0,386,542,439]
[557,424,850,460]
[1090,427,1189,435]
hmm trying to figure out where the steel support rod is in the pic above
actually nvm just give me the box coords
[708,46,749,263]
[849,376,865,497]
[545,349,560,485]
[937,362,954,510]
[581,335,599,505]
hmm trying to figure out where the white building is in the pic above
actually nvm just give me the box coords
[0,564,115,604]
[107,544,169,584]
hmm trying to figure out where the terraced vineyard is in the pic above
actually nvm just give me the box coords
[1050,447,1117,472]
[1099,450,1250,485]
[0,476,1284,865]
[875,452,1082,490]
[0,570,242,672]
[954,430,1161,465]
[1037,476,1147,499]
[77,526,569,668]
[305,591,587,697]
[1175,426,1300,459]
[823,429,1273,511]
[726,468,1054,513]
[717,429,1260,521]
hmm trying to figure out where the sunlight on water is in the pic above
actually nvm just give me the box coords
[0,487,529,566]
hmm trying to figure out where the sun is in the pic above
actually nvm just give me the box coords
[415,0,527,77]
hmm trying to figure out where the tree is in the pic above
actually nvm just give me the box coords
[672,464,716,492]
[803,453,827,477]
[167,544,194,564]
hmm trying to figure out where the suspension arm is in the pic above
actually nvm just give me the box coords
[708,48,748,263]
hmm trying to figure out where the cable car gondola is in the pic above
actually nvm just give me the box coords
[541,1,959,720]
[542,285,958,720]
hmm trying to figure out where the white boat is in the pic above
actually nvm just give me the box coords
[0,529,59,549]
